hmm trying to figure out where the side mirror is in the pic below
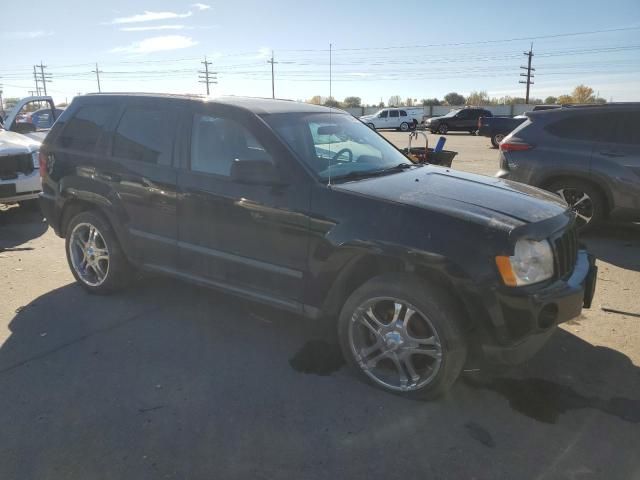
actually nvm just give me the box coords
[230,159,284,186]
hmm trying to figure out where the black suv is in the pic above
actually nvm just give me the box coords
[39,94,597,399]
[426,107,492,134]
[497,103,640,229]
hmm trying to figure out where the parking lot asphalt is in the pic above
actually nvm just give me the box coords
[1,134,639,479]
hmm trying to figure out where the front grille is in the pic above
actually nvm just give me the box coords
[0,154,34,180]
[553,226,578,279]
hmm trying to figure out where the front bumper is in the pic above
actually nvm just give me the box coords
[0,170,41,204]
[481,250,597,365]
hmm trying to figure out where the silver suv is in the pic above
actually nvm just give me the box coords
[496,103,640,229]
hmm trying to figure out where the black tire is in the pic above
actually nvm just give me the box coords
[546,179,606,231]
[490,133,505,148]
[65,210,133,294]
[438,124,448,134]
[367,123,376,130]
[400,122,409,132]
[430,130,437,134]
[338,273,467,400]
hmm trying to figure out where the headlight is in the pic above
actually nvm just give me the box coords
[495,238,554,286]
[32,151,39,168]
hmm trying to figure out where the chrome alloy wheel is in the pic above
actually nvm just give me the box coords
[556,188,594,227]
[348,297,443,392]
[68,222,110,287]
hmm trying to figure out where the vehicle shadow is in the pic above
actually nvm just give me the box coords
[581,222,640,272]
[1,277,638,478]
[0,203,48,251]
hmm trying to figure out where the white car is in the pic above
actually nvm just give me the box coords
[0,96,58,206]
[360,107,424,131]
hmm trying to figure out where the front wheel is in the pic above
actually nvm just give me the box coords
[546,179,605,230]
[367,123,376,130]
[338,273,467,399]
[438,124,449,134]
[65,210,133,294]
[399,122,409,132]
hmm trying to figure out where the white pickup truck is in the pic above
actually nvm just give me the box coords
[359,107,424,131]
[0,96,59,205]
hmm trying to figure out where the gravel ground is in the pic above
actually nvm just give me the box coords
[0,132,638,480]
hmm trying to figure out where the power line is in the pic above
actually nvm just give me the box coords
[519,44,535,103]
[198,56,217,95]
[267,51,278,99]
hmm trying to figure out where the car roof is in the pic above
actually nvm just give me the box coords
[82,93,341,115]
[527,102,640,119]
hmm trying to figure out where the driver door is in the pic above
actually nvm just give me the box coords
[177,107,311,306]
[376,110,389,128]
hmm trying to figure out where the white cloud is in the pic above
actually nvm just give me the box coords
[120,25,186,32]
[256,47,271,59]
[110,35,198,55]
[3,30,54,39]
[111,10,193,24]
[192,3,211,10]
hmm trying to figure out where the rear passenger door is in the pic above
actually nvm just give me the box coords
[106,98,181,268]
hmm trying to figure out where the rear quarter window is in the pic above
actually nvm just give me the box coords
[57,104,115,151]
[543,113,602,141]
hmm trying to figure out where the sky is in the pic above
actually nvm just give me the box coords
[1,0,639,105]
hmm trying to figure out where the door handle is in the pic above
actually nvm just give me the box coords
[95,171,122,182]
[600,151,625,158]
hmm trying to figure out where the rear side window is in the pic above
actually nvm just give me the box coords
[113,106,176,165]
[544,113,601,141]
[58,104,114,151]
[389,110,399,118]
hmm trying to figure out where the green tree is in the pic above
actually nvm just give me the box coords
[343,96,361,108]
[378,101,385,108]
[544,96,558,105]
[421,98,441,106]
[323,97,341,108]
[444,92,465,106]
[571,85,595,103]
[388,95,402,106]
[557,94,573,104]
[466,90,490,105]
[594,97,607,104]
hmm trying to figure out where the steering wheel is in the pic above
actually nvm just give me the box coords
[332,148,353,163]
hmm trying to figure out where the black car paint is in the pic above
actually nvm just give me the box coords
[40,94,595,365]
[427,108,492,133]
[478,116,527,142]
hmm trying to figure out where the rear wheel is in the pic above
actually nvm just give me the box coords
[546,179,605,230]
[338,273,467,400]
[438,124,449,134]
[491,133,505,148]
[65,210,133,294]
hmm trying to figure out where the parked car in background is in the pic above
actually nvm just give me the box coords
[479,105,562,147]
[0,96,56,206]
[478,115,528,147]
[360,107,423,131]
[40,93,596,399]
[26,108,65,130]
[425,107,492,134]
[497,103,640,230]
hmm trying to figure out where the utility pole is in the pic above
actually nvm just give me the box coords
[198,56,217,95]
[33,66,41,96]
[519,43,534,104]
[38,61,52,96]
[92,63,102,93]
[267,51,278,99]
[0,86,4,116]
[329,43,332,101]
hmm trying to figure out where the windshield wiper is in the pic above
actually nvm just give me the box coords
[330,163,418,182]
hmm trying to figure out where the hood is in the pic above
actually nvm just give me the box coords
[0,130,41,156]
[426,116,445,122]
[333,166,568,228]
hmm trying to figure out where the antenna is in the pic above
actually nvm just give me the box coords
[328,43,333,187]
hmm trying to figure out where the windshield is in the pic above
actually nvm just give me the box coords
[262,112,412,181]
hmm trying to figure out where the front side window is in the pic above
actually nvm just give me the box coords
[58,104,115,151]
[378,111,388,118]
[190,114,272,177]
[264,112,413,181]
[113,106,175,165]
[400,110,407,117]
[389,110,399,118]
